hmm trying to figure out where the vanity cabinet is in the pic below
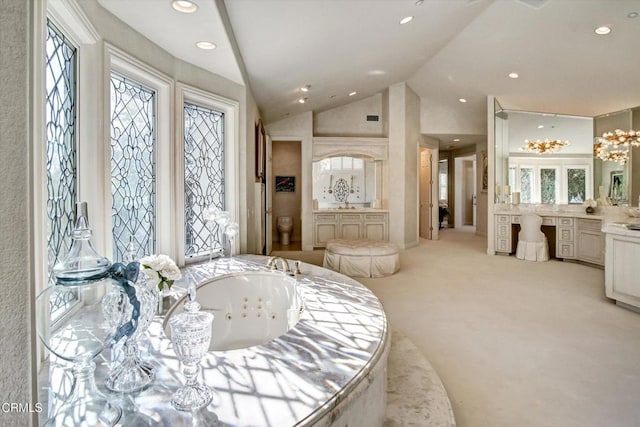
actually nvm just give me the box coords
[576,219,604,266]
[604,227,640,310]
[494,213,604,266]
[556,217,576,259]
[313,211,388,247]
[495,215,512,253]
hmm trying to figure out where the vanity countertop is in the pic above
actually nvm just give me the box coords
[313,208,389,213]
[494,206,605,220]
[494,205,640,229]
[602,221,640,237]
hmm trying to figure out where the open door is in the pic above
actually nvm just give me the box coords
[265,135,273,255]
[419,148,432,239]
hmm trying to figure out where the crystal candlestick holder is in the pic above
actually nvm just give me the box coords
[169,284,214,411]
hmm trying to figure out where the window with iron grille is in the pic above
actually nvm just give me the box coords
[109,73,156,262]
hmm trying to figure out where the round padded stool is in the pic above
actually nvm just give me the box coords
[323,239,400,278]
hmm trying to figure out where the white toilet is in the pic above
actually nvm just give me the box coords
[277,216,293,245]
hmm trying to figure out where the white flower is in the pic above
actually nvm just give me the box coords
[583,199,597,208]
[139,254,181,291]
[162,263,182,281]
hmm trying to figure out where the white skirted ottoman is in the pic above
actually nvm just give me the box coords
[323,239,400,278]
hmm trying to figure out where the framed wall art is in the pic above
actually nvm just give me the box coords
[275,176,295,192]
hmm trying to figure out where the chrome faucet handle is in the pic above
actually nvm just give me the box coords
[280,258,291,273]
[293,260,302,276]
[267,257,278,270]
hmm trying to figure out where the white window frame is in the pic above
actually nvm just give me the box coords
[104,44,175,260]
[509,156,592,204]
[175,83,240,266]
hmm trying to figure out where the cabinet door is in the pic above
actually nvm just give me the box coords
[577,230,604,265]
[364,222,386,241]
[315,223,337,247]
[339,222,362,240]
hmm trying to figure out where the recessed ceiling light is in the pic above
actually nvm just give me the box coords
[459,98,467,103]
[172,0,198,13]
[196,41,216,50]
[628,11,638,18]
[349,91,357,96]
[368,70,386,76]
[537,125,544,129]
[508,72,519,79]
[300,85,311,92]
[399,16,414,25]
[594,26,611,35]
[298,98,306,104]
[453,138,460,142]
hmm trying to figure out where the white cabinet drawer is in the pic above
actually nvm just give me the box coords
[558,227,574,242]
[541,217,556,226]
[496,238,510,252]
[496,215,510,224]
[558,242,575,258]
[558,217,574,226]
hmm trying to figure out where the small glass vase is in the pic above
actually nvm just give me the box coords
[169,287,214,411]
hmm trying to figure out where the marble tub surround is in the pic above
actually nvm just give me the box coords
[40,256,390,426]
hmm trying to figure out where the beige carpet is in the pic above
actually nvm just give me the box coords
[276,229,640,426]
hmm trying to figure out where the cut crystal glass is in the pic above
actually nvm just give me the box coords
[169,282,214,411]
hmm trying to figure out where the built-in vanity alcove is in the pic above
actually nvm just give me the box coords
[491,101,640,303]
[311,137,389,247]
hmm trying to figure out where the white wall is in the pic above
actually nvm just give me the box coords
[420,97,487,135]
[404,85,421,247]
[0,0,37,424]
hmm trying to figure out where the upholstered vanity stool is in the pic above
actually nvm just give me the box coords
[515,213,549,262]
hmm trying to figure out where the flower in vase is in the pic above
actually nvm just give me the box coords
[139,254,181,291]
[583,199,597,208]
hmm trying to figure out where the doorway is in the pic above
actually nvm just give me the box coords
[271,140,302,251]
[454,154,476,230]
[419,148,433,239]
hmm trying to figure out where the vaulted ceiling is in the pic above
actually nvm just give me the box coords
[99,0,640,147]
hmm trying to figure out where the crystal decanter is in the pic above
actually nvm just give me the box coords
[169,281,214,411]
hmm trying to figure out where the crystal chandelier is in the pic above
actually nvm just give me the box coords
[519,139,570,154]
[594,129,640,165]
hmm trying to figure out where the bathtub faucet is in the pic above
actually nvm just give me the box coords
[267,256,291,274]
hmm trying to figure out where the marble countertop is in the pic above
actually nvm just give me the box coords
[313,208,388,213]
[40,256,389,426]
[602,222,640,237]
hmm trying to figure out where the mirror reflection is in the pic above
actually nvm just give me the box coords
[495,109,595,205]
[312,156,382,209]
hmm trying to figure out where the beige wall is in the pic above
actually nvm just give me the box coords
[475,140,489,236]
[313,94,384,136]
[0,0,37,424]
[272,141,302,243]
[266,112,314,250]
